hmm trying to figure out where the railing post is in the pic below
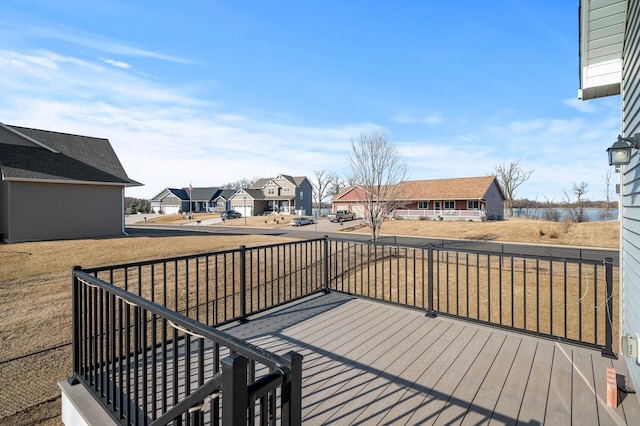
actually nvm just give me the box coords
[239,245,248,323]
[602,257,617,358]
[222,353,249,425]
[426,245,437,318]
[281,351,303,425]
[68,266,82,385]
[323,236,330,293]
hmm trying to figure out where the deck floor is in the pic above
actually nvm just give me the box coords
[219,292,640,425]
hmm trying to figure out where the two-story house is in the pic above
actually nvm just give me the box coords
[229,174,312,216]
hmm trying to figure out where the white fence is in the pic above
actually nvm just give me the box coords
[393,209,485,221]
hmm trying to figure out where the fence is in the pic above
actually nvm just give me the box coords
[327,239,616,355]
[393,209,485,221]
[69,236,617,424]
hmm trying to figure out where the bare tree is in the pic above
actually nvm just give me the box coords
[328,176,347,199]
[542,195,561,222]
[603,170,613,221]
[564,181,589,223]
[349,131,409,241]
[220,176,259,190]
[311,169,338,215]
[493,161,534,217]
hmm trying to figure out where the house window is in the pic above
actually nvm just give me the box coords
[283,187,291,192]
[468,200,479,210]
[268,188,274,195]
[418,201,428,209]
[300,191,303,200]
[444,201,455,209]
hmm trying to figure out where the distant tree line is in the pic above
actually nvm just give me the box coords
[124,197,151,214]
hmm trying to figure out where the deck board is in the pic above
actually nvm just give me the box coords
[215,292,639,425]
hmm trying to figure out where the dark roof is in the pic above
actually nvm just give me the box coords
[215,189,236,200]
[0,124,141,186]
[187,187,221,201]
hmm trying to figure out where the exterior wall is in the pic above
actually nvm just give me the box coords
[483,180,505,220]
[294,179,313,215]
[3,181,124,243]
[620,0,640,397]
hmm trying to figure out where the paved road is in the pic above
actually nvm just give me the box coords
[127,219,618,263]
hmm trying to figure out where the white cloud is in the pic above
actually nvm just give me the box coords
[563,97,596,113]
[103,58,132,69]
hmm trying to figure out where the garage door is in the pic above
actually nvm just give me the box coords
[352,205,365,219]
[163,205,180,214]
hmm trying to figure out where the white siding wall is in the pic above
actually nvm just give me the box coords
[620,0,640,396]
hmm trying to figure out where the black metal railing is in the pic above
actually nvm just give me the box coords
[71,269,302,425]
[326,239,617,356]
[84,238,327,327]
[69,236,617,424]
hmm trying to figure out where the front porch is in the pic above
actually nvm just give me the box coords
[62,237,638,424]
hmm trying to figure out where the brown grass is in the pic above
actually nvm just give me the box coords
[358,217,620,248]
[0,232,289,424]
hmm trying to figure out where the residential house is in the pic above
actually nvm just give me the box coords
[213,189,235,212]
[150,187,222,214]
[0,123,141,243]
[332,176,505,221]
[579,0,640,399]
[228,174,313,216]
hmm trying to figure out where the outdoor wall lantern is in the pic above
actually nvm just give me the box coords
[607,134,640,166]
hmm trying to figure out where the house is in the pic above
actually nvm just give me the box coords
[0,123,141,243]
[150,187,222,214]
[228,174,313,216]
[332,176,505,221]
[213,189,236,212]
[579,0,640,399]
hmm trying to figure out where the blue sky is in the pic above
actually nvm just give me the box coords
[0,1,621,201]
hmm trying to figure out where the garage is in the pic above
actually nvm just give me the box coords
[351,205,365,219]
[163,205,180,215]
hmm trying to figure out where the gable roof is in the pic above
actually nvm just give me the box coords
[334,176,503,202]
[214,189,236,200]
[231,188,264,200]
[188,187,221,201]
[0,124,141,186]
[251,174,308,189]
[396,176,503,200]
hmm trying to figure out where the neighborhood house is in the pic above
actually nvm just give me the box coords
[0,123,141,243]
[150,174,312,217]
[332,176,505,221]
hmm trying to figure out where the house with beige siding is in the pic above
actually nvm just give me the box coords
[332,176,505,221]
[579,0,640,399]
[229,174,313,216]
[0,123,141,243]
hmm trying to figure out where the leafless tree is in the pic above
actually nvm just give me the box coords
[603,170,613,221]
[220,176,259,190]
[328,176,347,199]
[311,169,338,215]
[493,161,534,217]
[349,131,409,241]
[564,181,589,223]
[542,195,561,222]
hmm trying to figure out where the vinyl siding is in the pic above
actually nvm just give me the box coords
[3,181,124,242]
[620,0,640,396]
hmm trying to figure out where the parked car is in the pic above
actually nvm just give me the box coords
[327,210,356,222]
[221,210,241,219]
[289,217,314,226]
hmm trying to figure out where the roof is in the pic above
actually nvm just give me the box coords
[396,176,502,200]
[188,187,221,201]
[214,189,236,200]
[251,174,308,189]
[578,0,627,100]
[231,188,264,200]
[334,176,503,202]
[0,124,141,186]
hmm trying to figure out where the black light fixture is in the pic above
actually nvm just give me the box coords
[607,134,640,166]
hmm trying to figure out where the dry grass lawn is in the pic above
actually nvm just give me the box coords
[0,217,619,425]
[363,217,620,248]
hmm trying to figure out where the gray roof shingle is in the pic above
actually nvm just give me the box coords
[0,124,141,186]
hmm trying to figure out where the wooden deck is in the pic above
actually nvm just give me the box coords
[219,292,640,425]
